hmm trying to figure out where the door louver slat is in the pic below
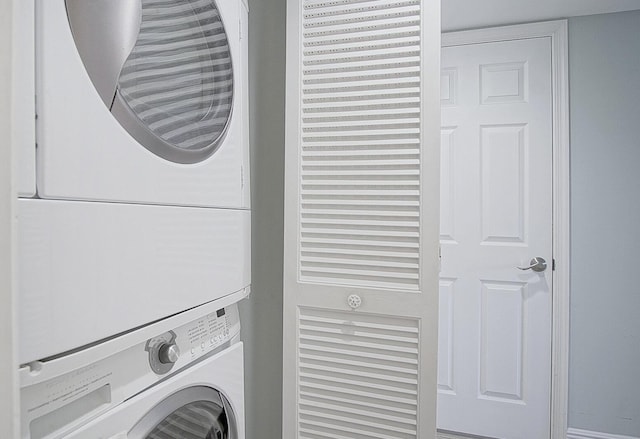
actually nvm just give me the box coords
[300,0,421,291]
[298,307,419,439]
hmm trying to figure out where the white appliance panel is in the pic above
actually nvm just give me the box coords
[20,302,244,439]
[240,0,251,207]
[14,0,36,197]
[18,199,251,364]
[35,0,248,208]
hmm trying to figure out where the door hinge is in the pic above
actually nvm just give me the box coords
[35,101,39,149]
[438,246,442,272]
[241,166,244,189]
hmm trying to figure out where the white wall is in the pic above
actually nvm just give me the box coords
[568,10,640,437]
[239,0,286,438]
[0,0,19,436]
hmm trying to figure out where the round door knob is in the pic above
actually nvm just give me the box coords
[158,343,180,364]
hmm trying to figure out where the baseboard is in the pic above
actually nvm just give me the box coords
[567,428,640,439]
[438,433,471,439]
[439,428,639,439]
[437,431,493,439]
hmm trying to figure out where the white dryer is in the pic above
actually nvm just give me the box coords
[20,297,245,439]
[31,0,250,207]
[17,0,251,364]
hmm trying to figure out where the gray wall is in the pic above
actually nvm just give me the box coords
[239,0,286,438]
[569,10,640,436]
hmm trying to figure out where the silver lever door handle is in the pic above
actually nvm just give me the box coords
[517,257,547,272]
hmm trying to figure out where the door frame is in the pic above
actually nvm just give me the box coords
[1,0,20,437]
[441,20,570,439]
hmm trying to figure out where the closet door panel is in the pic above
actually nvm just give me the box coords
[284,1,441,437]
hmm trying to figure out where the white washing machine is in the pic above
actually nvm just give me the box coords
[17,0,251,364]
[20,296,245,439]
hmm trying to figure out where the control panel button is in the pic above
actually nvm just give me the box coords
[158,343,180,364]
[146,331,178,375]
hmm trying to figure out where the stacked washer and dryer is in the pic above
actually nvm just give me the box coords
[17,0,250,437]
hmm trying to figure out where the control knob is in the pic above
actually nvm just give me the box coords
[158,343,180,364]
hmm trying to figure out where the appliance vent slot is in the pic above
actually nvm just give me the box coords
[300,0,422,290]
[298,307,420,438]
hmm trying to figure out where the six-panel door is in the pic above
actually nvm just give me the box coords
[438,37,553,439]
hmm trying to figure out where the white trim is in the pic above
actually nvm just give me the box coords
[567,428,640,439]
[1,0,20,437]
[281,1,300,437]
[548,21,571,439]
[443,20,568,47]
[438,433,468,439]
[442,20,571,439]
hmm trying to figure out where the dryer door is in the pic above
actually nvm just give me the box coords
[66,0,234,164]
[129,386,238,439]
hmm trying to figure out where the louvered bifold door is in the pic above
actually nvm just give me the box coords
[283,1,441,438]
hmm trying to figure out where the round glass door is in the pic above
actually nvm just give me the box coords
[130,387,237,439]
[66,0,234,164]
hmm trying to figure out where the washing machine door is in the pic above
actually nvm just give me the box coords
[129,386,238,439]
[66,0,234,164]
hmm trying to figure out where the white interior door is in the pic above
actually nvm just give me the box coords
[438,37,553,439]
[283,0,442,437]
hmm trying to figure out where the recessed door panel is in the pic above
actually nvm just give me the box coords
[480,124,528,244]
[479,281,526,401]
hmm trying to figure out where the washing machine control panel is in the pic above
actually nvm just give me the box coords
[147,303,240,374]
[19,296,245,439]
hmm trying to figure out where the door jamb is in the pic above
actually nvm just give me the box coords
[1,0,20,436]
[442,20,571,439]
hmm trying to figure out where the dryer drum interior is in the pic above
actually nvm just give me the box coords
[129,386,238,439]
[65,0,234,164]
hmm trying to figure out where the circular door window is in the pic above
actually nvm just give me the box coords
[66,0,234,164]
[129,387,237,439]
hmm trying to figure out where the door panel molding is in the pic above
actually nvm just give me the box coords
[442,20,570,439]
